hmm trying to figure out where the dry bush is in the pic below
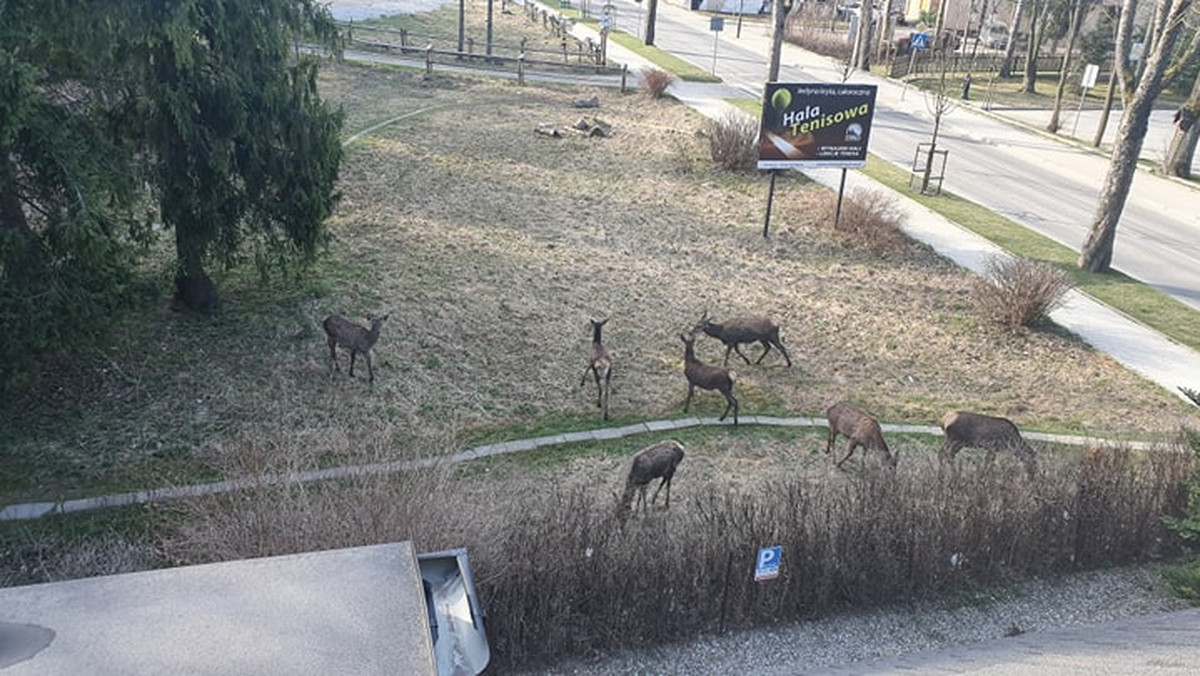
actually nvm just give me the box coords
[0,532,160,587]
[820,187,910,255]
[639,67,675,99]
[477,445,1195,670]
[786,8,853,61]
[972,255,1074,329]
[706,111,759,171]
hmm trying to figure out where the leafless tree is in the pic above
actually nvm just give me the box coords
[1079,0,1200,272]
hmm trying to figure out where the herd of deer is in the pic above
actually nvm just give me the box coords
[595,312,1039,520]
[318,311,1038,522]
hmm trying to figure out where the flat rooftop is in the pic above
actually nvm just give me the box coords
[0,541,436,675]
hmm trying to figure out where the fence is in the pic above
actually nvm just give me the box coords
[342,28,628,90]
[887,52,1068,79]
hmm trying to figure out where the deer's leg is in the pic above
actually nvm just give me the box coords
[774,339,793,368]
[602,371,611,420]
[719,390,737,423]
[580,365,593,387]
[327,339,340,373]
[939,439,962,463]
[348,350,358,378]
[650,476,667,505]
[730,392,739,425]
[365,352,374,384]
[732,343,753,365]
[684,383,695,412]
[825,426,838,456]
[653,476,672,509]
[722,344,734,366]
[836,440,859,469]
[754,339,772,364]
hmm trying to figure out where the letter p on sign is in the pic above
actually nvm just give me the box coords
[755,546,782,581]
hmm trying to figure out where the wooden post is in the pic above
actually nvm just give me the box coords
[518,53,526,86]
[621,64,628,93]
[425,44,434,76]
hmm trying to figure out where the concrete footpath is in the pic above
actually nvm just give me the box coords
[810,607,1200,675]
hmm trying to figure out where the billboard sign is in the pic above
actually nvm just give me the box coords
[757,83,878,170]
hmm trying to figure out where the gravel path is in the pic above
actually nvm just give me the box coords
[521,565,1190,674]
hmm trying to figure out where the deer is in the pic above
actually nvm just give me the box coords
[616,440,686,521]
[579,317,612,420]
[825,401,898,469]
[680,331,738,425]
[693,310,792,368]
[322,313,389,383]
[940,410,1037,477]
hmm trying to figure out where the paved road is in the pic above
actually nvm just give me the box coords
[603,1,1200,312]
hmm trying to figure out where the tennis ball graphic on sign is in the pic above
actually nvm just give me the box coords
[770,88,792,112]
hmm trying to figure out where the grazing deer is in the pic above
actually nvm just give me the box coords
[940,410,1037,477]
[322,313,389,383]
[579,317,612,420]
[616,440,686,520]
[693,310,792,368]
[825,401,898,469]
[681,332,738,425]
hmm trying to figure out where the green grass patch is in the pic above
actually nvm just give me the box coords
[607,32,722,82]
[861,155,1200,352]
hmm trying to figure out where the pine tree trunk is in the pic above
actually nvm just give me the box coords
[0,149,43,277]
[173,217,218,312]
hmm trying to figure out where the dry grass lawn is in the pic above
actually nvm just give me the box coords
[2,55,1198,505]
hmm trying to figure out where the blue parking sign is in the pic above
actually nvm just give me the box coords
[754,546,782,581]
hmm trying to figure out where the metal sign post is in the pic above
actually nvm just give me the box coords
[709,16,724,75]
[902,31,930,101]
[1072,63,1100,136]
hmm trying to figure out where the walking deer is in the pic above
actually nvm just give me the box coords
[580,317,613,420]
[693,310,791,368]
[616,440,686,520]
[323,313,389,383]
[681,332,738,425]
[940,410,1037,477]
[825,401,897,469]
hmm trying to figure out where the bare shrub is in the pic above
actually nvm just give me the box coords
[785,6,853,61]
[706,111,759,171]
[0,532,160,587]
[820,187,909,255]
[972,255,1073,329]
[477,445,1195,670]
[639,67,675,99]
